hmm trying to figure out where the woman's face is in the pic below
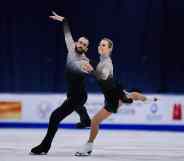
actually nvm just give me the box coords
[98,40,111,56]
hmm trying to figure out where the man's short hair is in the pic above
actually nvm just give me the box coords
[81,36,89,41]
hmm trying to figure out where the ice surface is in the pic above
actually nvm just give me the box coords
[0,129,183,161]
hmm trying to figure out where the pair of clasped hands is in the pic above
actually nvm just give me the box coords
[81,62,94,74]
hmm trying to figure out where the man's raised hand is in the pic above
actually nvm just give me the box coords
[49,11,65,22]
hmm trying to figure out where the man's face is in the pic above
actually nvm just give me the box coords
[98,40,111,55]
[75,37,89,54]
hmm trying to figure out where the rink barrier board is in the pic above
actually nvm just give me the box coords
[0,94,183,131]
[0,122,183,132]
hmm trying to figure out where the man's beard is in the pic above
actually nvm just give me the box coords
[75,47,86,54]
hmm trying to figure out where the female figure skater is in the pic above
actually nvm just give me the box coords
[75,38,150,156]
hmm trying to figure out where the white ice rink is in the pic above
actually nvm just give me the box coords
[0,129,184,161]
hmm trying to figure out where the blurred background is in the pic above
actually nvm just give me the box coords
[0,3,183,159]
[0,0,184,93]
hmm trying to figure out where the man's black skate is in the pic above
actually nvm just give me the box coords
[30,142,51,155]
[76,120,91,129]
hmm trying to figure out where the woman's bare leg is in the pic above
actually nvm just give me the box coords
[88,107,112,143]
[75,107,113,156]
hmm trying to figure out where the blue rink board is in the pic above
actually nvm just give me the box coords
[0,122,183,132]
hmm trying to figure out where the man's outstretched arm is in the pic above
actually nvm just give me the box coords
[49,11,75,51]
